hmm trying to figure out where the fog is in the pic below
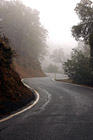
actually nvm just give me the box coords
[21,0,84,73]
[22,0,80,51]
[2,0,92,76]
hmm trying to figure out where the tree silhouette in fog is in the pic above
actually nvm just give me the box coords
[72,0,93,70]
[0,0,48,63]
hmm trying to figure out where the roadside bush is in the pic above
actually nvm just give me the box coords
[64,49,93,85]
[0,36,15,67]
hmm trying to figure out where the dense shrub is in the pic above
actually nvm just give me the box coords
[0,36,15,67]
[64,49,93,85]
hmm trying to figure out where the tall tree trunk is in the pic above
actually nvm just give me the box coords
[90,45,93,70]
[89,34,93,85]
[89,34,93,71]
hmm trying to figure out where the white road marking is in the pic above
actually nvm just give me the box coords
[0,80,40,123]
[40,89,51,111]
[22,88,51,116]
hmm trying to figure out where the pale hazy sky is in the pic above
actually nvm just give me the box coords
[22,0,85,51]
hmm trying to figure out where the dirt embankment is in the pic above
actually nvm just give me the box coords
[13,60,46,78]
[0,37,35,118]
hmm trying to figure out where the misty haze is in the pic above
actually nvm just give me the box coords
[0,0,93,140]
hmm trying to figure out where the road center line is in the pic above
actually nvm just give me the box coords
[40,89,51,111]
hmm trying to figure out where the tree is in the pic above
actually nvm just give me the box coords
[44,64,59,73]
[0,0,48,60]
[72,0,93,69]
[64,48,92,85]
[0,36,15,67]
[50,48,66,71]
[0,0,48,77]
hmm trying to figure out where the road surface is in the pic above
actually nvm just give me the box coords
[0,74,93,140]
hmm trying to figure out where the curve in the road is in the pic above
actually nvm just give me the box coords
[0,82,40,123]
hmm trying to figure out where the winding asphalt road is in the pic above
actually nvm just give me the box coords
[0,74,93,140]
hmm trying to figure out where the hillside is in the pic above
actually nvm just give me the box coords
[0,0,47,78]
[13,57,46,78]
[0,37,35,117]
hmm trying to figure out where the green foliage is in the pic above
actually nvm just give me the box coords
[64,49,92,84]
[0,36,15,67]
[72,0,93,70]
[0,0,48,60]
[72,0,93,43]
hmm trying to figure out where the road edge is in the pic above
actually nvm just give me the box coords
[0,79,40,123]
[52,79,93,90]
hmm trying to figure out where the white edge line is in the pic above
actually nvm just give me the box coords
[0,79,40,123]
[52,79,93,90]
